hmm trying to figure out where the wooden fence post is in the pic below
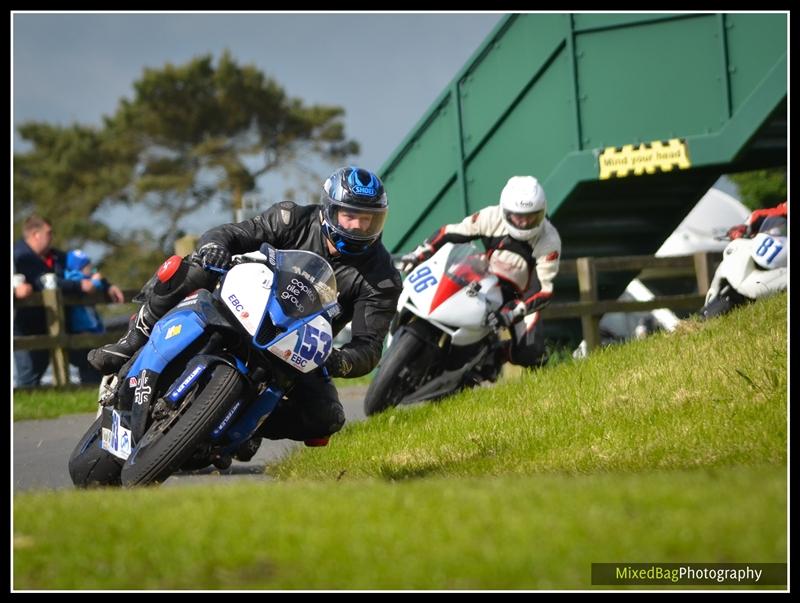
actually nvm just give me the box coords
[576,257,601,352]
[693,251,714,297]
[42,288,70,386]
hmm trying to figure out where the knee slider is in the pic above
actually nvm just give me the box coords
[153,257,193,296]
[156,255,183,283]
[151,256,218,314]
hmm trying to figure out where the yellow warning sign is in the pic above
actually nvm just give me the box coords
[598,138,691,180]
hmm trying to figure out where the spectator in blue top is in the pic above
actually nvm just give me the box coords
[64,249,108,334]
[63,249,118,385]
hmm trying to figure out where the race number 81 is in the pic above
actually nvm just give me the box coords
[755,236,784,264]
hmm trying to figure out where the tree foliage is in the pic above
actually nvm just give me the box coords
[13,121,139,246]
[727,168,787,211]
[14,51,359,287]
[98,230,175,291]
[112,50,358,243]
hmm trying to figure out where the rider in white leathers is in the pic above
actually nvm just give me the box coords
[400,176,562,367]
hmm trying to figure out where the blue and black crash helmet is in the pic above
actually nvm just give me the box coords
[320,167,388,244]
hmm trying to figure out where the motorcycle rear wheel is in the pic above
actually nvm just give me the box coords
[120,364,243,487]
[68,416,123,488]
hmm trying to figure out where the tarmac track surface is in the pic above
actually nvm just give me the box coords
[13,385,369,492]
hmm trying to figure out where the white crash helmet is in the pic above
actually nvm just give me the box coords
[499,176,547,241]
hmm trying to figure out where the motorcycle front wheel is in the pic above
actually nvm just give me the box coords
[699,285,749,320]
[364,320,441,416]
[120,364,244,487]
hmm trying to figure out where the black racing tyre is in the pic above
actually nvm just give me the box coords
[120,364,243,487]
[68,416,123,488]
[699,286,748,320]
[364,321,440,416]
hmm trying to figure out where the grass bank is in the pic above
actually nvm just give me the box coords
[13,386,98,421]
[13,293,787,590]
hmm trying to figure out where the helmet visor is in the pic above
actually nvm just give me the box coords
[504,209,544,231]
[324,200,388,242]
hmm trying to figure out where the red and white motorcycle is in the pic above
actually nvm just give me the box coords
[364,242,507,416]
[699,216,787,319]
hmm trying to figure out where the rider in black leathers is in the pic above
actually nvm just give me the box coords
[88,167,402,444]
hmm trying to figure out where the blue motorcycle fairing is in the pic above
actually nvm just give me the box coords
[267,292,298,330]
[124,291,233,444]
[127,309,206,378]
[254,294,339,351]
[182,288,236,331]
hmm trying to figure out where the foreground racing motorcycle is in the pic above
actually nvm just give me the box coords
[363,242,510,416]
[699,216,787,319]
[68,244,339,487]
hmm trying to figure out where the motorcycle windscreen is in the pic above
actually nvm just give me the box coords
[272,270,327,324]
[758,216,787,237]
[250,249,338,348]
[429,255,489,312]
[275,249,338,309]
[254,271,337,350]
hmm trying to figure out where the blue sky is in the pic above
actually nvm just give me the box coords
[12,11,742,250]
[13,11,503,238]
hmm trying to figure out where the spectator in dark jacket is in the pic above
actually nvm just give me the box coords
[13,215,124,387]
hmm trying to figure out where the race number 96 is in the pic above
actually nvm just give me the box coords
[409,266,438,292]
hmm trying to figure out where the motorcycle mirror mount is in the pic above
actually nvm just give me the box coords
[466,281,482,297]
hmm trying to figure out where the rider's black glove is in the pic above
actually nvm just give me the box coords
[197,243,232,271]
[398,243,435,274]
[326,348,353,378]
[397,253,420,274]
[485,300,526,330]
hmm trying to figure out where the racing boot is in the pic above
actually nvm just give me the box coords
[87,303,157,374]
[234,437,263,461]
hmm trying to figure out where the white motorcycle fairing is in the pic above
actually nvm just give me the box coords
[705,234,788,305]
[399,243,503,346]
[220,262,273,336]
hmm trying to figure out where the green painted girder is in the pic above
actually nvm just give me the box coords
[379,13,787,261]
